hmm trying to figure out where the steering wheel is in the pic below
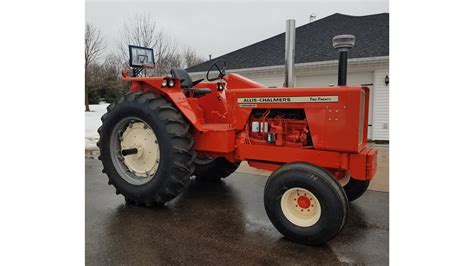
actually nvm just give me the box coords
[206,59,227,81]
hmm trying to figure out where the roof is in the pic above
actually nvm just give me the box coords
[186,13,389,73]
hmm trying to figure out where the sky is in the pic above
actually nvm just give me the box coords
[86,1,389,60]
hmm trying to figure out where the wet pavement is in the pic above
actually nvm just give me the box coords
[86,159,389,265]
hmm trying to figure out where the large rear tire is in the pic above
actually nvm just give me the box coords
[98,91,196,206]
[193,157,240,182]
[264,162,348,245]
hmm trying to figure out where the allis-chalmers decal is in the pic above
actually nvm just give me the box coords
[238,96,338,107]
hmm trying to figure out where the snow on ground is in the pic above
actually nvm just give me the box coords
[85,103,109,149]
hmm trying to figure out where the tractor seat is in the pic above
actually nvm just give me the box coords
[171,68,212,97]
[171,68,193,88]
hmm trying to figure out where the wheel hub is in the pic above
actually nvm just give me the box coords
[297,195,311,209]
[281,187,321,227]
[120,122,159,178]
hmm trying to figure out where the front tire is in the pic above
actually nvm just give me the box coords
[98,91,196,206]
[264,162,348,245]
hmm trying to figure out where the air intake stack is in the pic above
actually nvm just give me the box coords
[332,35,356,86]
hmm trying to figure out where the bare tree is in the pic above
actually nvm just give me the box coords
[181,47,205,69]
[85,22,104,111]
[118,13,181,76]
[101,53,125,77]
[102,53,131,91]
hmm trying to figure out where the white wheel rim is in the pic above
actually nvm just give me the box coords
[280,187,321,227]
[120,122,160,178]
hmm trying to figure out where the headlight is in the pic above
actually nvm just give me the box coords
[168,79,175,87]
[161,79,168,87]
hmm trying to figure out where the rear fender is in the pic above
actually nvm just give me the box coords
[124,77,205,132]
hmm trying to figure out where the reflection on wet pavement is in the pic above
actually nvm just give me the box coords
[86,159,388,265]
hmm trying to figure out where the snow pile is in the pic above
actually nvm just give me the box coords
[85,103,109,149]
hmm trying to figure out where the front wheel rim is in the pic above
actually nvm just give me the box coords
[280,187,321,227]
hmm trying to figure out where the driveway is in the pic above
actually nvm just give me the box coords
[86,159,388,265]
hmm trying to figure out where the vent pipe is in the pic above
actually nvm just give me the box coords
[332,35,356,86]
[284,19,296,87]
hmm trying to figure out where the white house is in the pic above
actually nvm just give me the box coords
[187,13,389,141]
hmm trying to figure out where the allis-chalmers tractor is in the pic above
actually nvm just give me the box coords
[98,35,377,245]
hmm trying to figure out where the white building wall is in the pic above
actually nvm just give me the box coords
[296,71,373,88]
[243,71,373,87]
[242,72,284,87]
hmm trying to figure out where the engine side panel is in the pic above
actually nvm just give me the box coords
[227,86,369,153]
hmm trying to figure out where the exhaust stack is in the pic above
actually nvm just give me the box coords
[332,35,356,86]
[284,19,296,88]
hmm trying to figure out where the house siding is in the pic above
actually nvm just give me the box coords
[244,73,284,87]
[372,68,389,140]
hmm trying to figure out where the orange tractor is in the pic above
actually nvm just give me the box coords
[98,35,377,245]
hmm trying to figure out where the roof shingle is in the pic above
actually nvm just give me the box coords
[186,13,389,73]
